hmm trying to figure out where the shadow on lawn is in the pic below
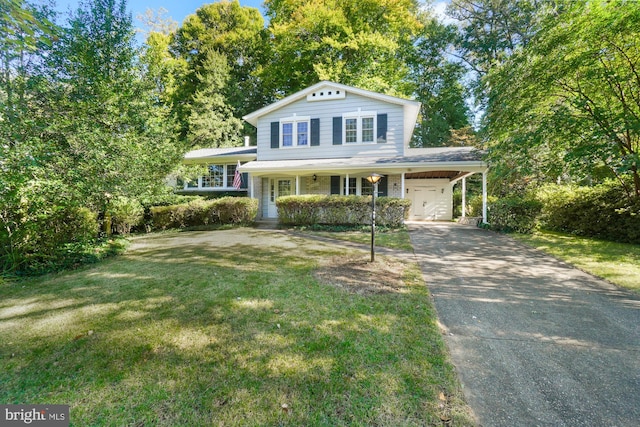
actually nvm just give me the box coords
[0,232,466,425]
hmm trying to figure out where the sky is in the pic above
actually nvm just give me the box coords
[52,0,451,28]
[53,0,266,27]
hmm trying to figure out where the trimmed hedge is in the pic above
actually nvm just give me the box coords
[276,195,411,227]
[150,197,258,230]
[487,196,542,234]
[533,182,640,244]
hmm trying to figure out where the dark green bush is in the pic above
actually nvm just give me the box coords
[1,205,101,275]
[149,197,258,230]
[276,195,410,227]
[488,196,542,234]
[534,182,640,243]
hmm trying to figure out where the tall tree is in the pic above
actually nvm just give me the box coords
[186,49,243,148]
[171,0,267,126]
[447,0,548,116]
[486,0,640,197]
[46,0,181,211]
[263,0,421,97]
[408,13,472,147]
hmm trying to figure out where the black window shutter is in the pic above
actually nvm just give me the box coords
[378,175,388,197]
[377,113,387,143]
[330,176,341,194]
[333,117,342,145]
[311,118,320,146]
[271,121,279,148]
[242,173,248,189]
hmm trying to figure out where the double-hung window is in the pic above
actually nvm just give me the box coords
[343,110,376,144]
[280,115,310,148]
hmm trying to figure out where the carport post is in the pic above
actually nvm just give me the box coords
[482,171,487,223]
[462,177,466,218]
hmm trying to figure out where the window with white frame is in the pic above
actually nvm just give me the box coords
[280,115,310,147]
[343,110,376,144]
[194,163,242,189]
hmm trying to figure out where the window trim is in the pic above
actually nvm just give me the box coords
[342,110,377,144]
[184,162,245,190]
[279,115,311,148]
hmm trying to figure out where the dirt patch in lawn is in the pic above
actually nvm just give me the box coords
[314,255,408,295]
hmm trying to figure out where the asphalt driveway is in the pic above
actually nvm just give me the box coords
[408,222,640,426]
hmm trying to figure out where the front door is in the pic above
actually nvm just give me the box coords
[267,178,293,218]
[412,187,438,220]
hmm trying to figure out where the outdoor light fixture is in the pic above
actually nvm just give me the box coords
[313,174,317,181]
[366,173,383,262]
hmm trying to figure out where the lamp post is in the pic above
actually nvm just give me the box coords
[366,173,383,262]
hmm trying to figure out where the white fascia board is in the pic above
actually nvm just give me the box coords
[239,160,487,176]
[183,154,257,165]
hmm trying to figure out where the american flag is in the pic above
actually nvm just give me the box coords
[233,161,243,190]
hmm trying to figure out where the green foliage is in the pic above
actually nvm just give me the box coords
[487,196,542,234]
[276,195,411,227]
[186,49,243,149]
[150,197,258,230]
[170,0,267,127]
[467,194,497,218]
[106,197,144,235]
[533,182,640,244]
[486,0,640,196]
[262,0,421,96]
[409,14,472,147]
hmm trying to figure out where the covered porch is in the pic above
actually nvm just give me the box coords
[239,147,489,222]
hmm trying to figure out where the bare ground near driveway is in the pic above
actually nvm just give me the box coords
[408,222,640,427]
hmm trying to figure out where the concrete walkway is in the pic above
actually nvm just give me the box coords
[407,222,640,426]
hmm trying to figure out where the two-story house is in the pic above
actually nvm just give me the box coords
[181,81,488,222]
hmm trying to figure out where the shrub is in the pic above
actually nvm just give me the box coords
[277,195,410,227]
[212,197,259,224]
[488,196,542,234]
[107,197,144,234]
[149,197,258,230]
[533,182,640,243]
[468,194,497,218]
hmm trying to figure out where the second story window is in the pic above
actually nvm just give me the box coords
[280,115,310,148]
[343,110,376,144]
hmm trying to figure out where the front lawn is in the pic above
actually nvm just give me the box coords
[513,230,640,292]
[295,226,414,252]
[0,228,472,426]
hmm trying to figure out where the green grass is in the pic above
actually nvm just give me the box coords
[297,227,414,252]
[0,228,471,426]
[513,230,640,292]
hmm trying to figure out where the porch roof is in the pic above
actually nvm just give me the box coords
[183,146,257,164]
[238,147,487,176]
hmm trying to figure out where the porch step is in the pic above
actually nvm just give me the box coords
[255,219,279,230]
[457,216,482,226]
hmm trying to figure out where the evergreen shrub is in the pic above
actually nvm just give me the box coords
[276,195,410,227]
[534,182,640,243]
[150,197,258,230]
[488,196,542,233]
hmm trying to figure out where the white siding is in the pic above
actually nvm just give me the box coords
[256,92,404,161]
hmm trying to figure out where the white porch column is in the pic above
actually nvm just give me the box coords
[401,172,405,199]
[462,177,467,218]
[197,176,203,189]
[345,174,349,195]
[250,175,254,199]
[296,175,300,195]
[482,170,488,224]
